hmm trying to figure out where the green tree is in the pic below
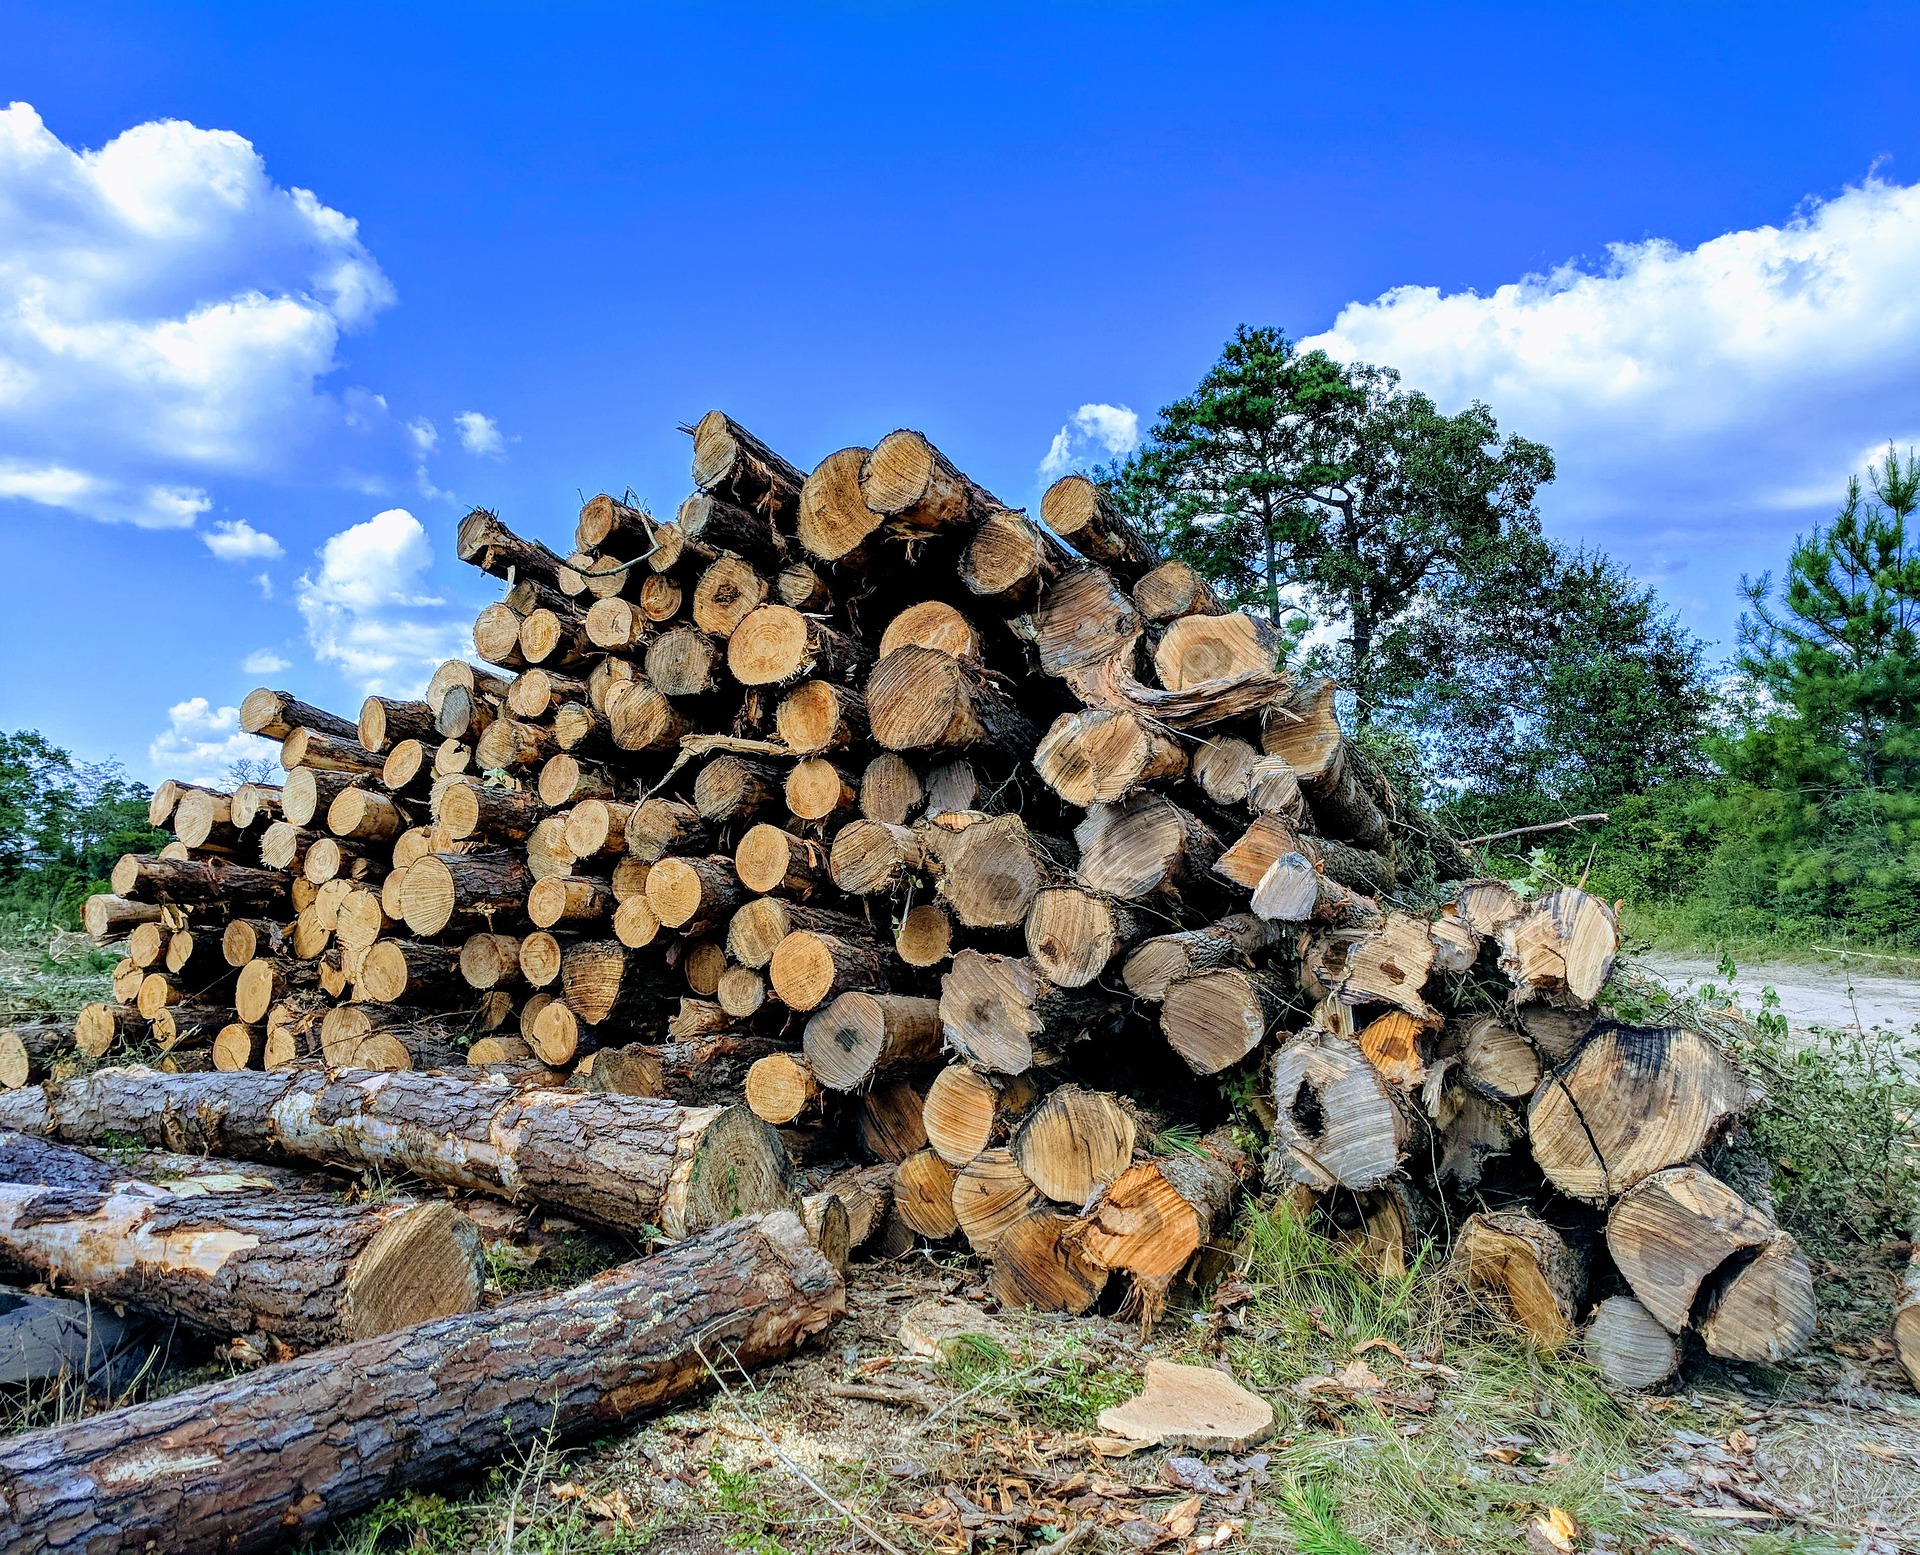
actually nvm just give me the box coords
[1106,325,1554,720]
[1397,543,1715,834]
[0,731,164,921]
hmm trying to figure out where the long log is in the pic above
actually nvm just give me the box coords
[0,1130,483,1348]
[0,1067,797,1240]
[239,689,358,743]
[109,855,288,914]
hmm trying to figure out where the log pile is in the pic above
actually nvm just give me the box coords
[11,411,1821,1420]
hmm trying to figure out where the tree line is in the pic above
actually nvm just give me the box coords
[1103,325,1920,951]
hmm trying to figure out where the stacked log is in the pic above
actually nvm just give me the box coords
[43,409,1810,1404]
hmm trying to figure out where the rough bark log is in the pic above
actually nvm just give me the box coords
[730,605,871,688]
[457,507,569,588]
[1121,915,1286,1001]
[110,855,288,915]
[240,689,359,744]
[768,931,892,1012]
[399,853,532,937]
[689,411,807,520]
[1040,473,1157,582]
[734,825,829,897]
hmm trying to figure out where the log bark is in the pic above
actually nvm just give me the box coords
[734,824,829,897]
[0,1130,484,1347]
[0,1022,67,1090]
[0,1210,838,1555]
[1528,1024,1758,1203]
[0,1066,798,1240]
[775,680,866,755]
[1121,915,1286,1001]
[646,855,746,932]
[110,855,288,914]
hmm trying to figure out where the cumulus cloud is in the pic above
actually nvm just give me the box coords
[454,411,505,458]
[295,507,470,695]
[1301,175,1920,624]
[0,101,398,530]
[241,648,290,675]
[202,517,284,562]
[148,697,278,784]
[1039,403,1140,477]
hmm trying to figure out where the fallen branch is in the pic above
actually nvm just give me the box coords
[1461,813,1609,848]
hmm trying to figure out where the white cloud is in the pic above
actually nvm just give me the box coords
[0,101,398,531]
[454,411,505,458]
[1039,402,1140,477]
[1301,175,1920,627]
[295,507,470,695]
[241,648,290,675]
[407,417,438,454]
[148,697,278,784]
[202,517,283,562]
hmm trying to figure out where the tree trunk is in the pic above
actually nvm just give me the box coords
[0,1021,67,1089]
[689,410,807,520]
[802,991,943,1089]
[929,812,1070,929]
[358,697,435,754]
[0,1067,798,1240]
[240,689,358,743]
[726,899,869,970]
[281,727,383,778]
[457,507,569,588]
[1073,793,1225,902]
[767,931,892,1012]
[1584,1294,1681,1390]
[734,824,829,896]
[744,1054,824,1125]
[692,554,770,639]
[646,855,746,932]
[110,856,288,914]
[729,605,871,688]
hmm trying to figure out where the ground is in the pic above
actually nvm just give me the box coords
[1638,955,1918,1055]
[2,916,1917,1553]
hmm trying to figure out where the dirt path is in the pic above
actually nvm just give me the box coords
[1637,953,1918,1035]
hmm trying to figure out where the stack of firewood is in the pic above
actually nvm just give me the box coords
[10,412,1829,1397]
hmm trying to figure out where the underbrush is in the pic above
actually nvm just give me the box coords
[0,910,116,1025]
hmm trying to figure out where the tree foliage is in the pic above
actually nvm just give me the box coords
[1105,325,1554,720]
[0,731,164,922]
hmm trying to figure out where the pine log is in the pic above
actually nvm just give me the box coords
[357,940,462,1005]
[506,668,589,722]
[960,509,1067,608]
[775,562,832,611]
[0,1067,798,1239]
[693,755,783,823]
[689,411,807,518]
[1037,565,1141,679]
[879,600,981,661]
[1161,968,1291,1074]
[281,727,383,778]
[691,554,768,640]
[990,1208,1109,1314]
[1452,1211,1585,1346]
[861,430,1002,533]
[921,1067,1042,1166]
[1040,473,1157,582]
[856,1080,929,1163]
[576,492,654,556]
[382,739,435,795]
[1131,559,1221,621]
[802,991,943,1090]
[1267,1032,1411,1192]
[745,1053,824,1126]
[952,1148,1041,1253]
[473,717,559,771]
[1217,815,1391,898]
[940,951,1106,1075]
[170,789,239,852]
[1585,1295,1681,1390]
[717,964,766,1018]
[1073,792,1224,901]
[585,596,650,651]
[1498,888,1619,1005]
[729,605,871,688]
[647,855,745,932]
[1529,1024,1758,1203]
[726,899,868,970]
[1699,1233,1817,1362]
[597,680,685,754]
[1260,680,1391,851]
[0,1021,66,1089]
[1189,736,1260,806]
[895,903,953,967]
[538,754,616,809]
[399,852,532,937]
[81,894,163,942]
[829,818,930,895]
[1076,1125,1248,1288]
[240,689,359,743]
[527,875,614,930]
[676,488,785,565]
[930,812,1068,929]
[644,626,723,698]
[457,507,568,588]
[859,752,924,824]
[1009,1085,1136,1205]
[1024,886,1147,988]
[683,940,728,998]
[525,814,574,881]
[234,957,312,1025]
[1249,852,1380,927]
[626,798,707,863]
[281,766,355,828]
[785,757,858,822]
[1246,755,1305,819]
[110,855,288,914]
[0,1131,484,1346]
[893,1149,961,1238]
[775,680,866,755]
[734,825,828,897]
[1153,613,1279,691]
[768,931,891,1012]
[868,647,1036,755]
[558,939,653,1025]
[357,696,434,755]
[1122,915,1287,1001]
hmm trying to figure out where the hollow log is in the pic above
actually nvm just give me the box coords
[1267,1032,1411,1192]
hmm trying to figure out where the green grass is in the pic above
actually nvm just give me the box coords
[0,911,116,1025]
[933,1328,1137,1431]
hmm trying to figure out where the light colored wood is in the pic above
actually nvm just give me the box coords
[1453,1211,1585,1346]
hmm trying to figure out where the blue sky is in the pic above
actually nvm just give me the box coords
[4,3,1919,782]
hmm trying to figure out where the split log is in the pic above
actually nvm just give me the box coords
[1122,915,1286,1001]
[768,931,891,1012]
[1699,1234,1817,1362]
[1529,1024,1759,1203]
[240,689,359,743]
[1327,911,1439,1019]
[398,852,532,937]
[1452,1211,1585,1346]
[729,605,870,687]
[939,951,1107,1075]
[952,1148,1041,1252]
[1040,473,1156,582]
[1073,793,1223,901]
[1024,885,1147,988]
[868,647,1036,755]
[1161,968,1291,1074]
[1,1067,798,1240]
[1585,1295,1681,1390]
[1267,1032,1411,1192]
[802,991,943,1090]
[0,1131,484,1347]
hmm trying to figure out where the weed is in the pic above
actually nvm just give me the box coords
[933,1329,1134,1430]
[1274,1479,1368,1555]
[707,1461,800,1554]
